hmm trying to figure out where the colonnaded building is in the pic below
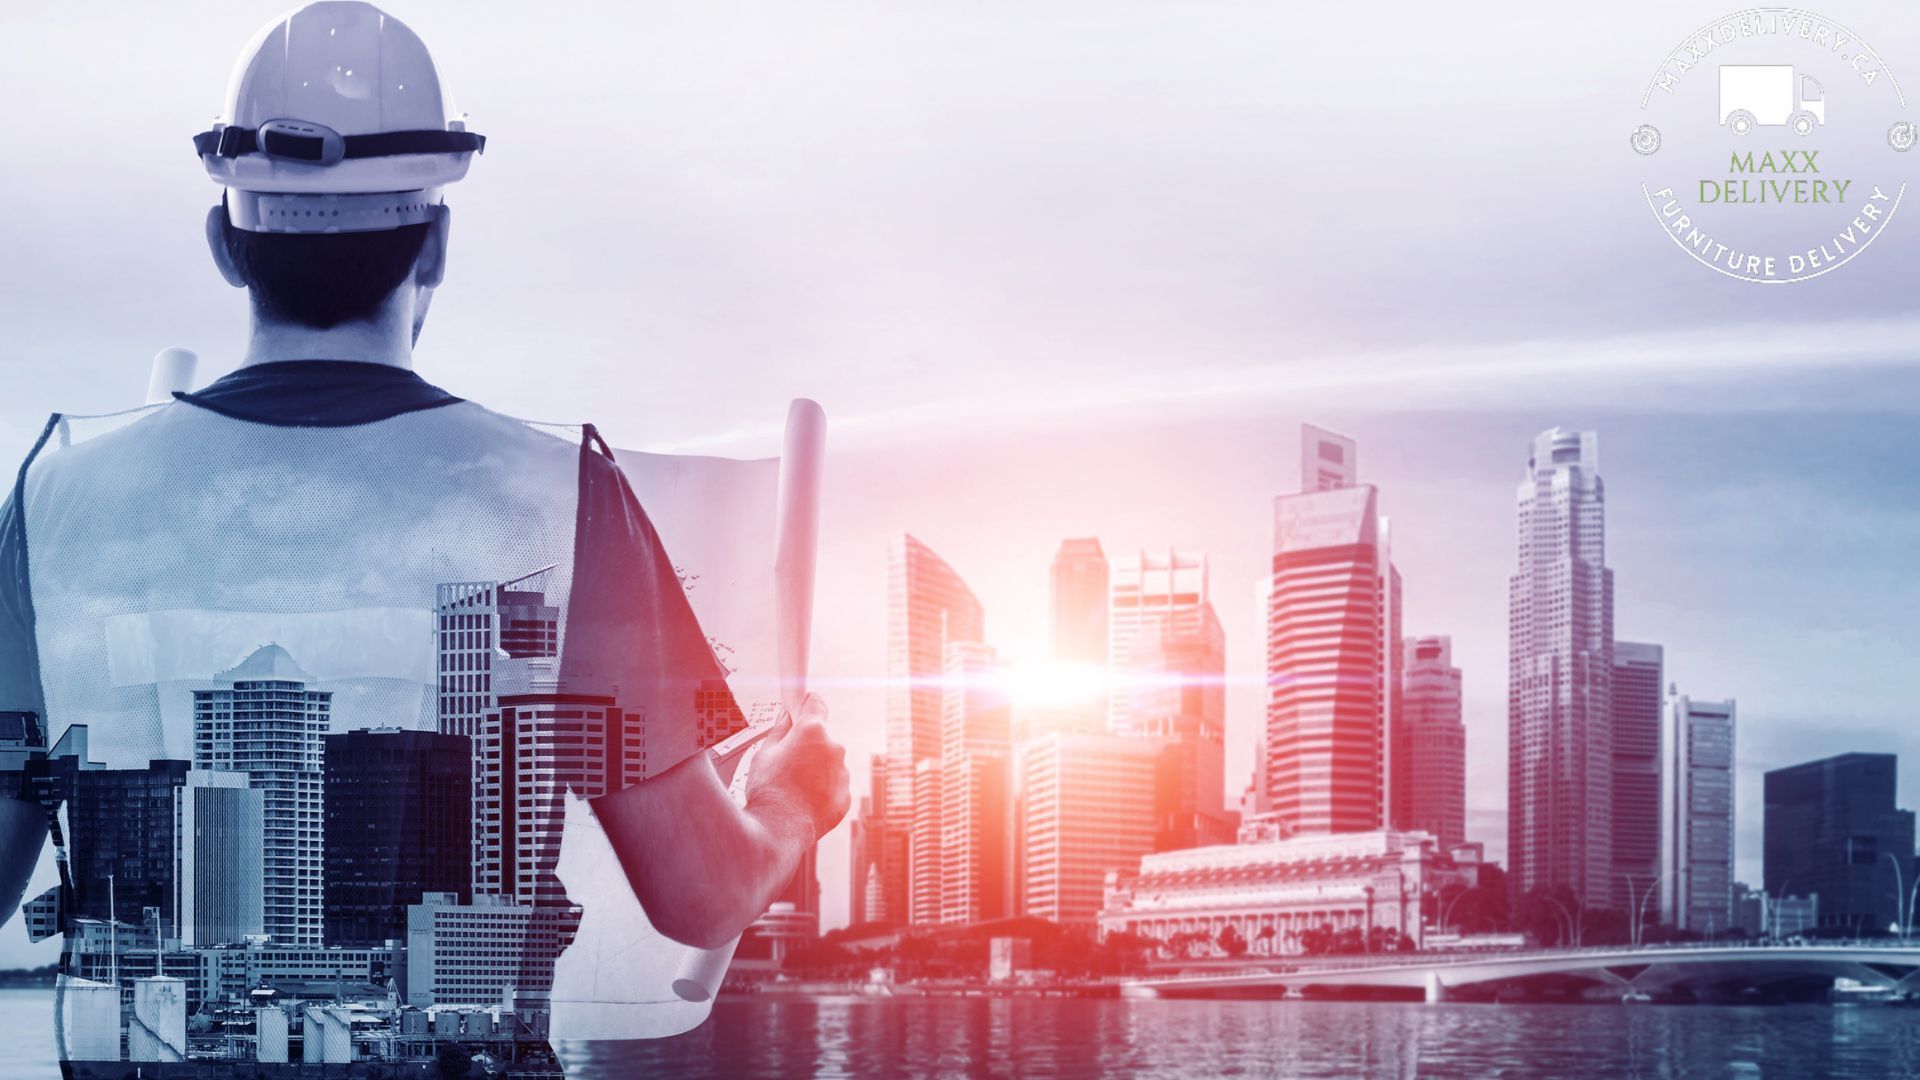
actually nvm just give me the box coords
[1096,825,1488,954]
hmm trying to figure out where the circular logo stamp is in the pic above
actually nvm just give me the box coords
[1634,9,1914,283]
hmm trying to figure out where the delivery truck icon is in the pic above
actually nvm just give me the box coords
[1720,65,1826,136]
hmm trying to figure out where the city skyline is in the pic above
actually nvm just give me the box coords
[2,408,1915,968]
[819,410,1915,940]
[852,425,1777,942]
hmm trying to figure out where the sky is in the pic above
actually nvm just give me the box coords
[3,1,1920,965]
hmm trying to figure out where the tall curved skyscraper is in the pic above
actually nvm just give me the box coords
[884,533,986,815]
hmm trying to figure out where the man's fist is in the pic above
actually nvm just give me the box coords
[744,694,851,844]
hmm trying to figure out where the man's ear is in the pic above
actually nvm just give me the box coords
[415,204,450,290]
[204,205,247,288]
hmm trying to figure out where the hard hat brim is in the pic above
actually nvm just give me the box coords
[225,188,445,234]
[205,152,473,196]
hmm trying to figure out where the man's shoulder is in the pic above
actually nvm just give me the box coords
[21,398,591,500]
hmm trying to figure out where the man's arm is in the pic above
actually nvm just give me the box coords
[0,796,46,928]
[0,480,50,929]
[591,694,849,950]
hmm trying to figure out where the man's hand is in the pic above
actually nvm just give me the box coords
[743,694,850,851]
[591,692,850,950]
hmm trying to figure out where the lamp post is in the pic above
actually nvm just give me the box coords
[1540,894,1579,948]
[1628,873,1668,949]
[1769,879,1793,941]
[1441,886,1481,938]
[1882,852,1909,941]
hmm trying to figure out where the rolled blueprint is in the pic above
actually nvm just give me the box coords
[145,347,198,405]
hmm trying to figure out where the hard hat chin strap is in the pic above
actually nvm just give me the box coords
[226,189,442,234]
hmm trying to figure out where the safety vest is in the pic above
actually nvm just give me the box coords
[0,366,758,1059]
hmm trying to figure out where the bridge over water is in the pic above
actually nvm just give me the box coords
[1122,944,1920,1003]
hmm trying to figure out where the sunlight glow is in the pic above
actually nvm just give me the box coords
[1002,661,1111,710]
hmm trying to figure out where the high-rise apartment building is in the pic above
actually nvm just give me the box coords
[1050,538,1109,667]
[193,645,330,946]
[323,728,472,946]
[1265,424,1400,837]
[471,660,643,906]
[1658,692,1735,934]
[1611,642,1665,913]
[1764,753,1916,934]
[1400,636,1466,851]
[1019,731,1158,925]
[1109,550,1210,733]
[1508,428,1615,910]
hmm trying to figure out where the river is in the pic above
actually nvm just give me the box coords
[7,989,1920,1077]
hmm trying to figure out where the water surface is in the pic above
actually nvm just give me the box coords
[8,988,1920,1078]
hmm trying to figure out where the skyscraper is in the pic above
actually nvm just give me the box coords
[1658,691,1735,934]
[1126,607,1232,851]
[1611,642,1665,912]
[694,677,752,751]
[1764,753,1916,935]
[174,770,264,948]
[435,567,560,738]
[1050,538,1109,667]
[936,641,1013,924]
[323,728,473,946]
[1301,422,1358,492]
[471,660,643,906]
[1109,550,1210,733]
[881,533,986,926]
[908,757,943,926]
[1400,636,1466,851]
[26,725,190,934]
[1019,731,1158,925]
[885,534,986,814]
[1508,428,1615,910]
[848,758,910,928]
[193,645,330,947]
[1265,424,1400,837]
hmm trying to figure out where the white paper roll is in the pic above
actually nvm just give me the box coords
[145,348,198,405]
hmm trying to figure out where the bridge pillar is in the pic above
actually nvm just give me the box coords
[1424,972,1445,1004]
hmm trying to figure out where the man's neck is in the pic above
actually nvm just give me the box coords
[242,299,415,370]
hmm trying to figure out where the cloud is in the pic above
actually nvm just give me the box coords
[645,316,1920,457]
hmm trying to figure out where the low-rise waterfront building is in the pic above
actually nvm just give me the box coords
[1097,828,1481,953]
[405,891,567,1008]
[62,920,400,1015]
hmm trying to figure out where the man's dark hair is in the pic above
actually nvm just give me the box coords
[220,214,430,329]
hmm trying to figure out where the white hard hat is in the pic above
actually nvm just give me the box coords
[197,2,484,234]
